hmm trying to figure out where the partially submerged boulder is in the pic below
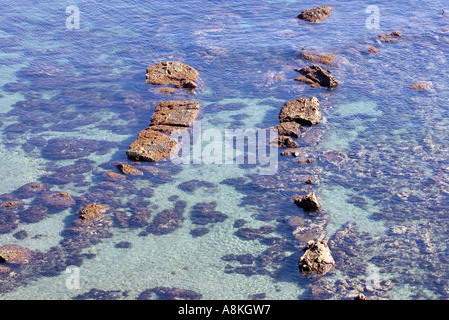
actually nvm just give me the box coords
[272,121,302,138]
[79,204,109,221]
[294,192,320,212]
[295,65,339,89]
[126,129,178,162]
[298,240,335,276]
[146,61,199,89]
[302,53,336,67]
[298,6,332,23]
[378,31,401,42]
[116,163,143,175]
[0,244,32,264]
[279,97,321,126]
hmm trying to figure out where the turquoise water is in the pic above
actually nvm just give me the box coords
[1,0,449,300]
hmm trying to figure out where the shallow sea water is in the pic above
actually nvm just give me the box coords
[1,0,449,300]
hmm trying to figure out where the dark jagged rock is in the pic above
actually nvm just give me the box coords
[298,240,335,276]
[294,192,320,212]
[298,6,332,23]
[146,61,199,89]
[279,97,321,126]
[295,65,339,89]
[272,121,302,138]
[272,135,299,148]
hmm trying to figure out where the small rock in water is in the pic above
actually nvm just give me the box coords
[298,240,335,276]
[298,6,333,23]
[279,97,321,126]
[146,61,199,90]
[294,192,320,212]
[116,163,143,175]
[295,65,339,89]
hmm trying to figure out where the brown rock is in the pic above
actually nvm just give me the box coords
[279,97,321,126]
[294,192,320,212]
[146,61,198,89]
[0,244,32,264]
[302,53,336,66]
[159,87,176,94]
[273,136,299,148]
[127,129,178,162]
[368,46,377,53]
[149,124,188,135]
[107,172,125,179]
[298,6,333,23]
[151,100,200,128]
[298,240,335,275]
[117,163,143,175]
[80,204,108,220]
[295,65,339,88]
[2,201,22,208]
[410,82,427,90]
[378,31,401,42]
[272,121,302,138]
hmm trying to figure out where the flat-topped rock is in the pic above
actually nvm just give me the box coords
[127,129,178,162]
[146,61,199,89]
[298,6,332,23]
[279,97,321,126]
[150,100,200,128]
[79,204,109,221]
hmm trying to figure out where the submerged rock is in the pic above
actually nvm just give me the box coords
[126,129,178,162]
[137,286,202,300]
[40,191,76,209]
[298,240,335,276]
[294,192,320,212]
[298,6,332,23]
[41,138,110,160]
[190,202,227,225]
[146,61,199,90]
[295,65,339,89]
[147,201,186,235]
[302,53,336,66]
[279,97,321,126]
